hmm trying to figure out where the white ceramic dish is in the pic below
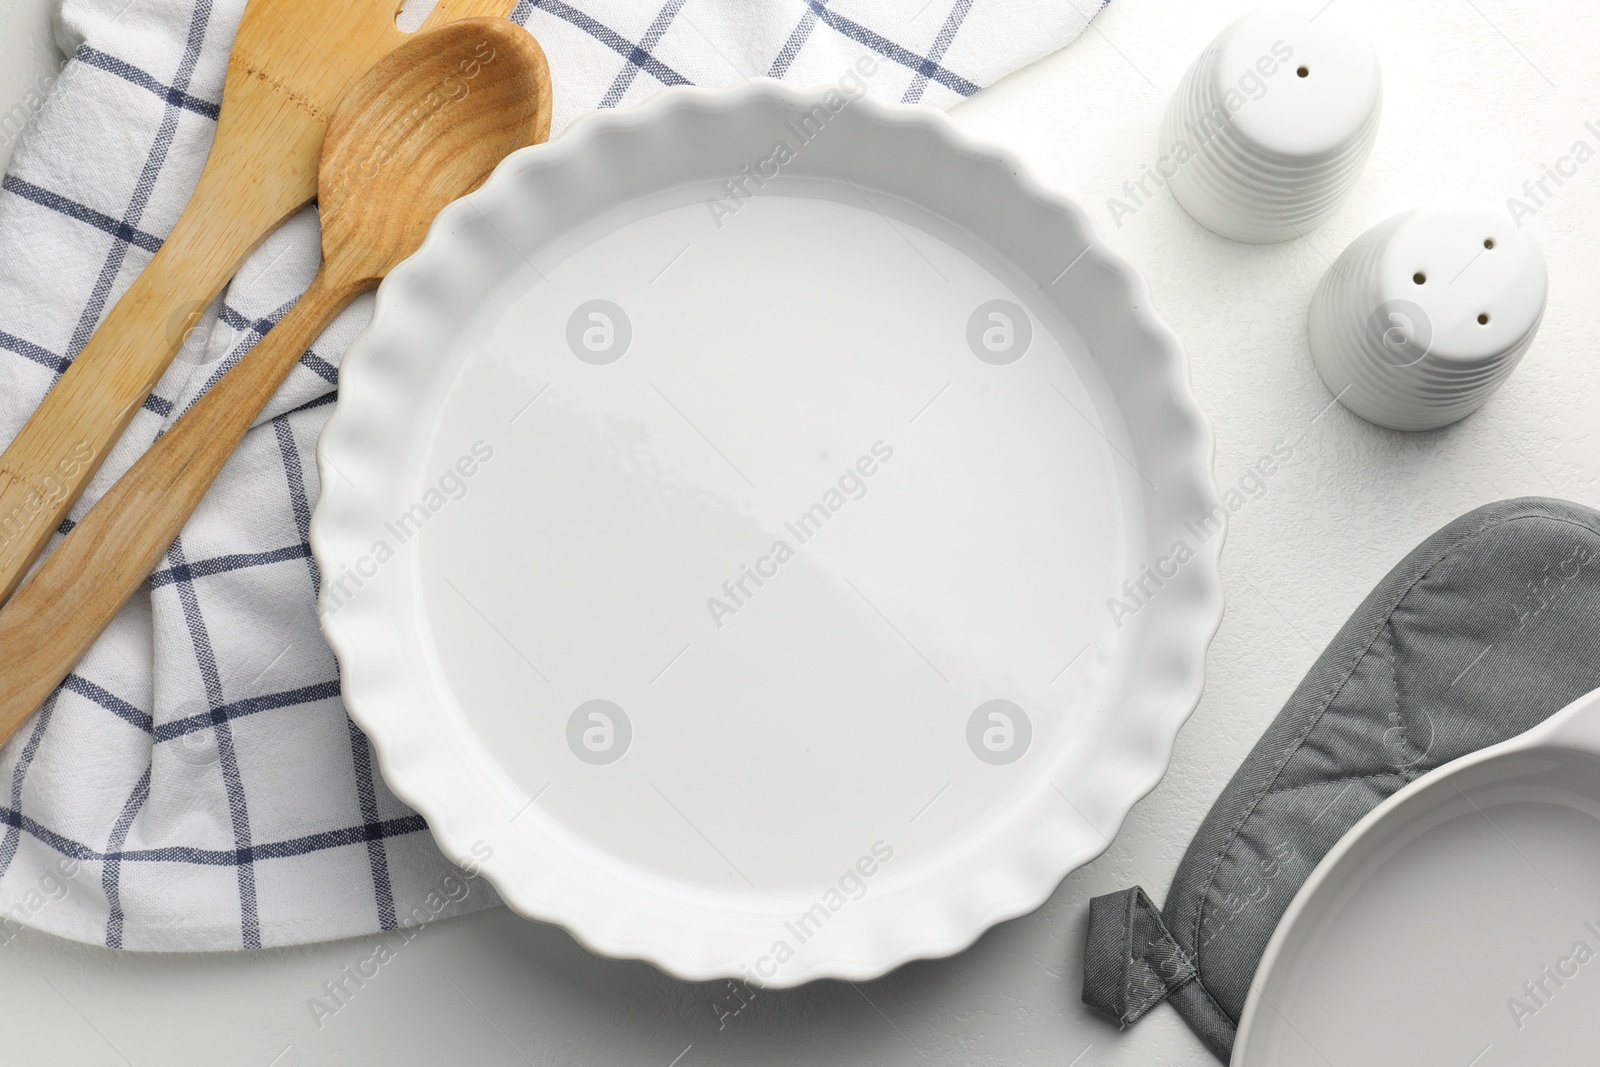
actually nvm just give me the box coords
[311,81,1222,985]
[1235,686,1600,1065]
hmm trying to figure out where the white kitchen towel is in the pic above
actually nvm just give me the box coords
[0,0,1106,950]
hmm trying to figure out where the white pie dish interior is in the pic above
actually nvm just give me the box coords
[311,80,1222,986]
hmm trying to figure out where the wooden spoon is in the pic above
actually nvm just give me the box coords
[0,17,552,739]
[0,0,521,607]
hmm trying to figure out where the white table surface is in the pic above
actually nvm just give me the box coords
[0,0,1595,1063]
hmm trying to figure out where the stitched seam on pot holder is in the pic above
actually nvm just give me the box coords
[1261,770,1405,798]
[1186,510,1600,1012]
[1381,622,1409,760]
[1377,620,1430,785]
[1121,888,1138,1019]
[1185,962,1235,1036]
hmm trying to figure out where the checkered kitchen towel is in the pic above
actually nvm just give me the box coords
[0,0,1106,950]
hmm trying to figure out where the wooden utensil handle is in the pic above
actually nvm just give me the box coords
[0,270,360,740]
[0,152,306,608]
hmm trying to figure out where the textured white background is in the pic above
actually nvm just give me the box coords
[0,0,1596,1063]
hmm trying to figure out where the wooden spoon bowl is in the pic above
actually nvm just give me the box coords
[317,22,550,292]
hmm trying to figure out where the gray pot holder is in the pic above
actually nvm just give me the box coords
[1080,497,1600,1062]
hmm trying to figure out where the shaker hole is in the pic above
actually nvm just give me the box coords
[1478,313,1490,325]
[1413,272,1427,285]
[1484,238,1496,249]
[1297,66,1310,77]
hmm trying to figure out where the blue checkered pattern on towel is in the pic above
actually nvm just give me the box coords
[0,0,1105,950]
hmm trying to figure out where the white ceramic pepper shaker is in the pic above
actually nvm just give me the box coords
[1308,200,1548,431]
[1160,5,1382,243]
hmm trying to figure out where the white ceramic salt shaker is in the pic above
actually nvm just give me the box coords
[1308,200,1548,431]
[1160,6,1382,243]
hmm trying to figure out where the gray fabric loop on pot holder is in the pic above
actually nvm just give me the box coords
[1081,497,1600,1063]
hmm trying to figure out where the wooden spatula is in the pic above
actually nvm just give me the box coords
[0,0,521,606]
